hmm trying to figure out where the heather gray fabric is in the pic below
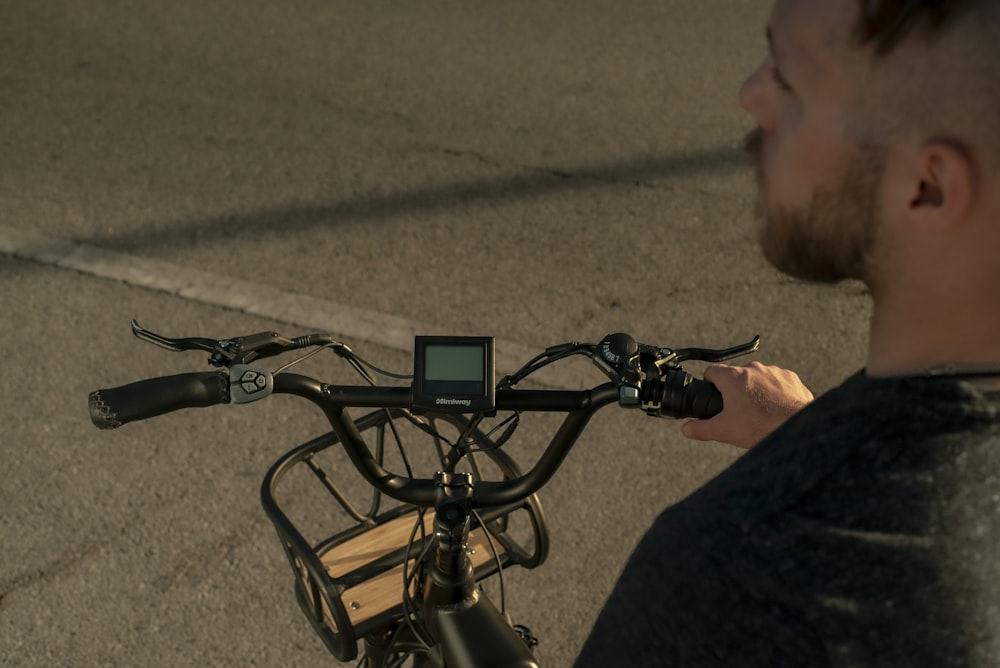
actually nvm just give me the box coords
[575,372,1000,667]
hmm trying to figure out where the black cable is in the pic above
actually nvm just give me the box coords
[473,508,507,614]
[400,509,435,653]
[499,343,592,388]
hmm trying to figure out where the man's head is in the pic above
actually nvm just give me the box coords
[741,0,1000,292]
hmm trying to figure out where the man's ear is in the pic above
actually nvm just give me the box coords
[906,140,976,228]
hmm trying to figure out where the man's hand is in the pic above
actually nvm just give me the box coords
[681,362,814,449]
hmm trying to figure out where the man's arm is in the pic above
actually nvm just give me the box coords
[681,362,814,449]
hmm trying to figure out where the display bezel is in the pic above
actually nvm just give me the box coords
[411,336,495,414]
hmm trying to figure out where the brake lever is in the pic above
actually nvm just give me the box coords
[131,320,224,356]
[130,320,305,367]
[658,335,761,367]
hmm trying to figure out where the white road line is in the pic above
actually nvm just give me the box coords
[0,225,594,386]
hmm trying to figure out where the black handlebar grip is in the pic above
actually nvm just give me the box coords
[657,370,723,419]
[89,371,229,429]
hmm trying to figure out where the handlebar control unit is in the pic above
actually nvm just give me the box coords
[229,364,274,404]
[410,336,496,415]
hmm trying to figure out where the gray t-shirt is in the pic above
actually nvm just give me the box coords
[574,371,1000,667]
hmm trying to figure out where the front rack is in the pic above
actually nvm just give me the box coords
[261,408,549,662]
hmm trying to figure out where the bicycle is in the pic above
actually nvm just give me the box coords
[89,320,758,667]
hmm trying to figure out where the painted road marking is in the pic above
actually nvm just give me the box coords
[0,225,593,386]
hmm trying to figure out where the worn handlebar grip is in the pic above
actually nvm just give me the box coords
[89,371,229,429]
[657,370,723,419]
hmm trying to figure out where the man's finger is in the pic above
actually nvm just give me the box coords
[681,418,713,442]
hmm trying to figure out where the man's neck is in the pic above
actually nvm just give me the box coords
[866,290,1000,384]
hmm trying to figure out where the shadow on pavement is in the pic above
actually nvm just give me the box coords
[87,145,749,252]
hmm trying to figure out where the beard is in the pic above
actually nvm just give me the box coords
[745,128,885,284]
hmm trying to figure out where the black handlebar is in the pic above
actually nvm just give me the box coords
[89,371,229,429]
[88,369,723,431]
[86,372,721,509]
[87,329,752,508]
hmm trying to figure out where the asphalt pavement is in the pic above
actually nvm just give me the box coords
[0,2,872,666]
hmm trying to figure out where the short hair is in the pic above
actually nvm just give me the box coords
[854,0,974,54]
[850,0,1000,170]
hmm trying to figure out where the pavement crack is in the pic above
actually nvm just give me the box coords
[149,514,260,594]
[0,541,102,609]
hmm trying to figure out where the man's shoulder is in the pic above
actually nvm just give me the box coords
[683,371,1000,527]
[774,370,1000,442]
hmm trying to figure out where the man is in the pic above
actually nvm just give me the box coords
[575,0,1000,665]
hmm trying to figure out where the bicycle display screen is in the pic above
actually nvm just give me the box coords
[411,336,495,414]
